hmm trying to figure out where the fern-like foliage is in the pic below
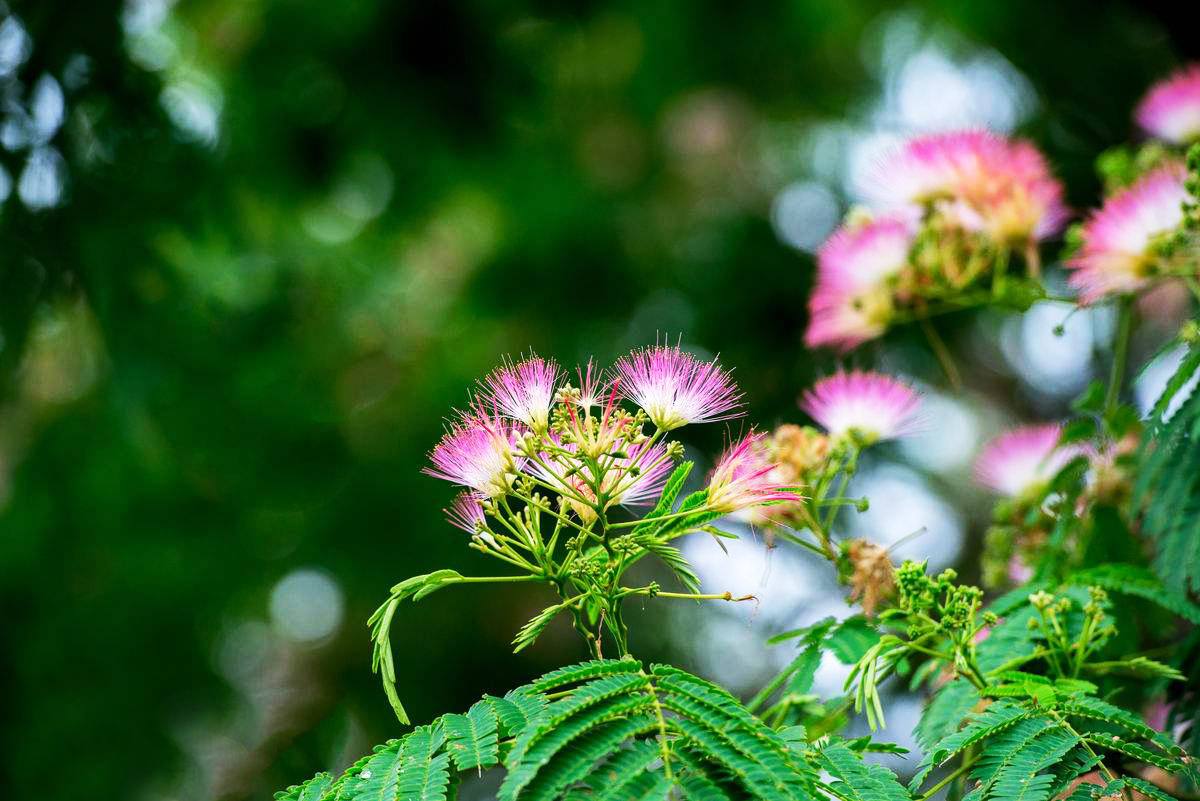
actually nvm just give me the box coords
[909,687,1192,801]
[1067,564,1200,625]
[275,658,834,801]
[810,739,910,801]
[1132,344,1200,595]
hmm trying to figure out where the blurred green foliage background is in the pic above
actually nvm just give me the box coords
[0,1,1194,799]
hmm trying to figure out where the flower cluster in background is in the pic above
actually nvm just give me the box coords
[806,63,1200,354]
[806,130,1067,351]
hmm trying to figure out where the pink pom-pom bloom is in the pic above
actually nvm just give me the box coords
[479,355,560,430]
[974,423,1083,498]
[1136,64,1200,145]
[804,216,913,351]
[424,410,524,498]
[800,371,922,444]
[706,432,800,515]
[868,130,1068,245]
[446,492,486,533]
[614,344,743,431]
[1067,164,1189,303]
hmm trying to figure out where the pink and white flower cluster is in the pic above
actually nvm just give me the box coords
[866,130,1069,246]
[426,346,798,537]
[805,130,1067,350]
[614,344,743,431]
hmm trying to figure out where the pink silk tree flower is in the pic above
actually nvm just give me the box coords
[974,423,1083,497]
[867,130,1068,245]
[800,371,922,444]
[706,432,800,515]
[478,354,560,430]
[424,411,524,498]
[1136,64,1200,145]
[804,216,913,351]
[1066,164,1189,304]
[445,492,486,533]
[614,344,743,431]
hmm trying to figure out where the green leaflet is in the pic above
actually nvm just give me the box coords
[633,535,701,593]
[275,773,334,801]
[826,617,883,665]
[914,679,980,753]
[530,659,644,693]
[632,461,694,537]
[442,700,499,772]
[814,739,910,801]
[513,602,571,652]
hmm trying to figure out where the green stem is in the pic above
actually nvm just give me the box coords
[917,759,974,801]
[919,314,962,389]
[1105,295,1134,417]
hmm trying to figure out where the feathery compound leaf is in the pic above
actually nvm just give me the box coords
[583,740,664,800]
[277,660,829,801]
[914,679,980,753]
[275,773,334,801]
[815,739,910,801]
[396,725,453,801]
[345,739,406,800]
[490,688,548,736]
[826,617,883,665]
[911,702,1035,791]
[1119,776,1183,801]
[634,535,702,593]
[442,700,499,773]
[514,602,570,653]
[965,719,1076,801]
[1067,564,1200,624]
[1083,735,1185,773]
[369,570,468,724]
[502,696,653,800]
[518,714,661,801]
[990,725,1079,801]
[530,659,644,694]
[1061,695,1181,753]
[1132,348,1200,595]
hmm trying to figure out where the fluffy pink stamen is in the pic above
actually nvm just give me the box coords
[800,371,922,442]
[614,344,743,431]
[424,409,525,497]
[1136,64,1200,145]
[1066,164,1189,304]
[974,423,1085,497]
[479,355,560,429]
[804,216,914,351]
[707,432,799,514]
[446,492,486,533]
